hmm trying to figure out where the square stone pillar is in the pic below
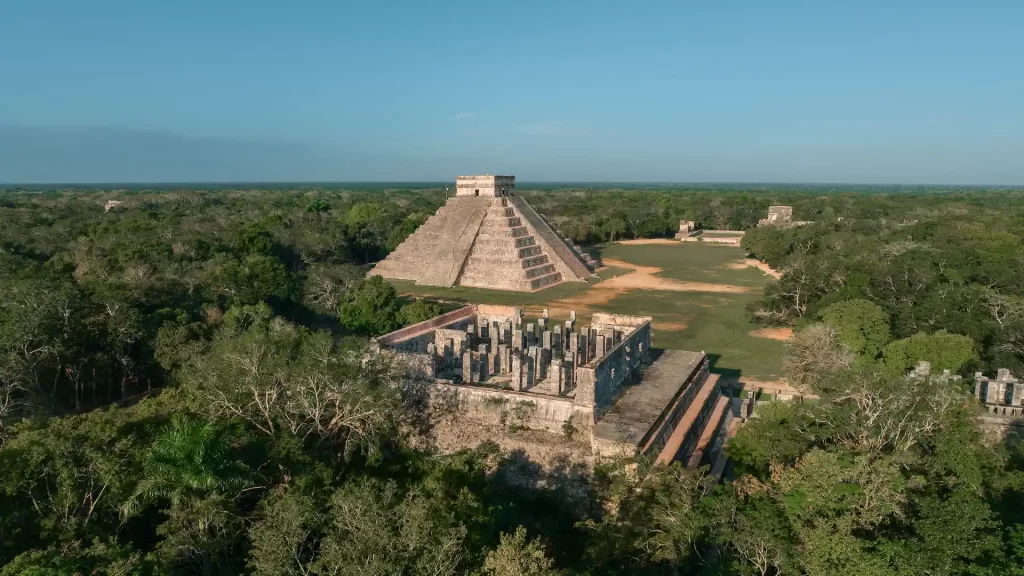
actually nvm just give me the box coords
[595,335,606,359]
[512,329,524,352]
[526,323,536,348]
[542,330,552,351]
[567,333,579,367]
[578,333,590,366]
[1011,383,1023,407]
[551,357,564,394]
[511,352,524,391]
[553,325,563,355]
[524,353,536,388]
[477,353,488,382]
[444,338,454,371]
[466,325,475,346]
[565,319,575,333]
[974,372,984,399]
[479,323,488,340]
[501,322,512,345]
[538,317,548,330]
[988,381,1006,405]
[462,351,473,383]
[540,347,551,381]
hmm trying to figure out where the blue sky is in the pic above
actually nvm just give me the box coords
[1,0,1022,183]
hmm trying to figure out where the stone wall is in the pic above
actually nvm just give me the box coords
[575,320,652,417]
[456,175,515,197]
[376,305,476,348]
[431,382,593,434]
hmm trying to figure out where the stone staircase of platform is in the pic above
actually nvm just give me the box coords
[653,373,736,476]
[457,200,565,291]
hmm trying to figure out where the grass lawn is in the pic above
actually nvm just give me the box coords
[384,242,783,380]
[598,242,767,287]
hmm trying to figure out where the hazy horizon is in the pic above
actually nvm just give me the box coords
[2,1,1023,185]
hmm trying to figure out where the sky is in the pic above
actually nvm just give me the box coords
[1,0,1022,184]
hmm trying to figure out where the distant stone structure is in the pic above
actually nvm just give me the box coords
[674,220,697,239]
[104,200,123,212]
[975,368,1022,418]
[758,205,811,228]
[370,175,596,292]
[375,304,737,468]
[758,205,793,226]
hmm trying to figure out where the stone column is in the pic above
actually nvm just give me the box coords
[542,330,552,351]
[466,325,476,347]
[511,352,524,391]
[568,333,579,368]
[553,325,563,355]
[595,335,606,359]
[526,323,536,348]
[524,353,536,388]
[479,323,488,340]
[462,351,473,383]
[538,317,548,331]
[478,344,489,380]
[512,329,524,352]
[974,372,985,400]
[552,357,564,394]
[444,338,454,372]
[502,322,512,345]
[565,319,575,333]
[578,333,589,366]
[1012,383,1023,407]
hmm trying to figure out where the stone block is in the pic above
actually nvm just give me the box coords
[542,330,552,350]
[462,351,473,383]
[512,329,524,352]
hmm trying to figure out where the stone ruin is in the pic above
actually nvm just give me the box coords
[370,175,597,292]
[757,205,811,228]
[975,368,1023,419]
[758,205,793,226]
[674,220,697,239]
[374,304,742,472]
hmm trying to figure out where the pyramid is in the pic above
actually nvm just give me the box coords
[370,175,596,291]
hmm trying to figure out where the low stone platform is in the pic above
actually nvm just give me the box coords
[592,350,708,456]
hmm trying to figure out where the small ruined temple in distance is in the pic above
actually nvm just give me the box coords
[370,175,597,291]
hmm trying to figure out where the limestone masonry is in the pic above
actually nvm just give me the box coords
[374,304,743,470]
[370,175,597,291]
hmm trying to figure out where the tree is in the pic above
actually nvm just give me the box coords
[881,330,978,376]
[782,324,854,393]
[338,276,402,336]
[400,299,442,326]
[120,414,254,520]
[819,299,891,360]
[481,526,560,576]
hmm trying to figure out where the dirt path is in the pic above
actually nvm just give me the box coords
[749,327,793,341]
[724,258,782,279]
[543,257,752,315]
[616,238,680,245]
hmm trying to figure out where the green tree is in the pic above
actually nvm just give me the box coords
[881,330,978,376]
[121,414,254,520]
[819,299,891,359]
[400,299,442,326]
[481,526,560,576]
[338,276,402,336]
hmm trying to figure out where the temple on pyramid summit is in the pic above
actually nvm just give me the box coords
[370,175,597,291]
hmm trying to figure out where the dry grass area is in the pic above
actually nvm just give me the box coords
[595,258,754,294]
[749,327,793,341]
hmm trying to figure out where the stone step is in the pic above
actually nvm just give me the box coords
[520,255,550,268]
[654,374,721,465]
[524,263,556,279]
[518,246,543,258]
[528,272,562,290]
[684,396,730,470]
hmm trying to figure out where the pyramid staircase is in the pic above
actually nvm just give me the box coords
[372,196,594,291]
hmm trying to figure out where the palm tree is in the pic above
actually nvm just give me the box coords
[121,414,254,520]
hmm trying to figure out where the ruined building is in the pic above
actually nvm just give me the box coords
[370,175,596,291]
[975,369,1023,419]
[374,304,740,470]
[757,205,811,228]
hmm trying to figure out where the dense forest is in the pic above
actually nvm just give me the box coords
[1,186,1023,575]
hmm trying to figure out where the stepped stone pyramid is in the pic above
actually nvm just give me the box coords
[371,175,596,291]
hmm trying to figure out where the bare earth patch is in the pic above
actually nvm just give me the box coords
[749,327,793,341]
[655,320,689,331]
[616,238,680,245]
[597,258,753,294]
